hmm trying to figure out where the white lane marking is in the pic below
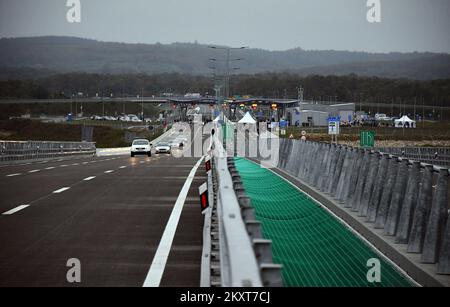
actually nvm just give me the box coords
[82,162,89,165]
[104,170,114,174]
[6,173,21,177]
[83,176,96,181]
[53,187,70,194]
[60,164,68,167]
[2,205,30,215]
[143,156,205,287]
[71,163,79,166]
[28,169,40,173]
[45,167,55,170]
[119,166,127,169]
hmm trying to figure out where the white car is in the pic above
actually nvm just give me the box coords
[154,143,171,154]
[131,139,152,157]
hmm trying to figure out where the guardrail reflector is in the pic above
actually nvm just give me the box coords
[199,182,209,213]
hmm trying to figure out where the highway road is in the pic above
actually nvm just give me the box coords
[0,130,207,287]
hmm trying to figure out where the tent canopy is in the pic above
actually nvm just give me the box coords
[238,112,257,124]
[395,115,416,128]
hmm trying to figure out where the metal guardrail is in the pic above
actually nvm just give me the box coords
[0,140,96,163]
[205,120,282,287]
[375,147,450,167]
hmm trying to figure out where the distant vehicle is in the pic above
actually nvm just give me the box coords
[375,113,392,121]
[154,143,171,154]
[131,139,152,157]
[128,114,141,122]
[118,115,130,122]
[184,93,201,98]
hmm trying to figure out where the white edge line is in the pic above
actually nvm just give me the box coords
[2,204,30,215]
[83,176,96,181]
[143,156,205,287]
[260,161,422,287]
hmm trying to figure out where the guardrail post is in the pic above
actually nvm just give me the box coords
[286,140,299,176]
[421,168,449,263]
[336,147,352,203]
[344,148,363,207]
[395,161,421,244]
[331,145,346,197]
[366,153,388,222]
[351,149,369,212]
[358,151,379,217]
[384,159,409,235]
[374,156,399,229]
[317,144,331,190]
[326,144,340,194]
[407,165,434,253]
[437,217,450,274]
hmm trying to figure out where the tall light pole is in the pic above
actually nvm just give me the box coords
[209,46,247,99]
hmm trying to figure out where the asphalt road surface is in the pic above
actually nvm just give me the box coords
[0,130,208,287]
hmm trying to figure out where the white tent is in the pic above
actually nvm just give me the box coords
[238,112,257,124]
[395,115,416,128]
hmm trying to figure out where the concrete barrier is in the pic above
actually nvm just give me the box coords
[375,157,399,229]
[268,138,450,279]
[351,150,369,212]
[366,153,389,223]
[331,146,346,197]
[395,161,421,244]
[407,165,434,253]
[336,147,353,203]
[438,217,450,274]
[384,159,410,236]
[358,151,380,217]
[421,169,449,263]
[326,145,341,195]
[344,148,363,207]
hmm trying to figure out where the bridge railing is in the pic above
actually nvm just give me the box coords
[276,138,450,281]
[0,140,96,163]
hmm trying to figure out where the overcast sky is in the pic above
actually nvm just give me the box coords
[0,0,449,53]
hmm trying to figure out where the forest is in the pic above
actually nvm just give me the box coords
[0,73,449,107]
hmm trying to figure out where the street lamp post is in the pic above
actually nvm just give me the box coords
[208,46,247,99]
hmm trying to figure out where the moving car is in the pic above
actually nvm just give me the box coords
[154,143,171,154]
[131,139,152,157]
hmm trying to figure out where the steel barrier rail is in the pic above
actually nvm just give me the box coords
[375,147,450,167]
[212,134,263,287]
[0,140,96,163]
[207,118,282,287]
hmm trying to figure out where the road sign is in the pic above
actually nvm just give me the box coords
[328,118,340,135]
[360,131,375,148]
